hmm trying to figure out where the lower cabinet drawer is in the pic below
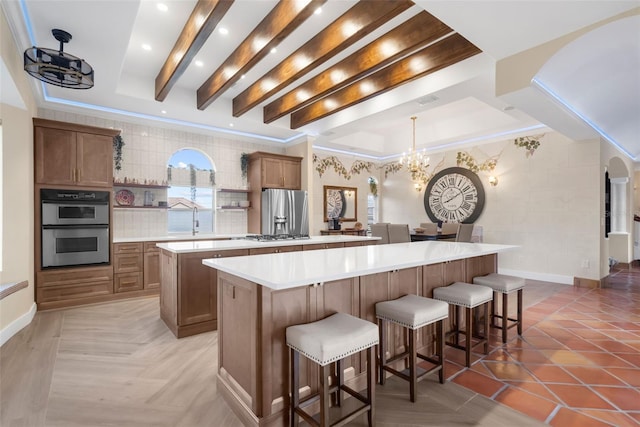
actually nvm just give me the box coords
[114,272,143,293]
[37,280,114,302]
[114,253,143,274]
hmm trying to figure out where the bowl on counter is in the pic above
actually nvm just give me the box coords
[239,200,250,208]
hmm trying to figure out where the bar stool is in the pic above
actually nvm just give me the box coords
[433,282,492,367]
[473,273,525,343]
[286,312,378,427]
[376,294,449,402]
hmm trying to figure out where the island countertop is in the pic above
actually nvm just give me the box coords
[113,233,249,244]
[203,241,517,290]
[156,235,380,253]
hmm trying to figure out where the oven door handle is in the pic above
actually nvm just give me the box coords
[42,224,109,230]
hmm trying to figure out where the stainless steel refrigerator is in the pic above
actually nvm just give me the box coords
[261,189,309,235]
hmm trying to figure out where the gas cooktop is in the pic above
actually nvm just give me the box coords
[245,234,311,242]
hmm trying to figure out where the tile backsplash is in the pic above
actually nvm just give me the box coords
[40,109,282,238]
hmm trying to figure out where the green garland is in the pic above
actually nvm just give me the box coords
[312,154,375,180]
[113,135,125,171]
[514,135,542,157]
[456,152,497,173]
[240,153,250,179]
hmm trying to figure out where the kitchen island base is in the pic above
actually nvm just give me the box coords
[215,253,497,426]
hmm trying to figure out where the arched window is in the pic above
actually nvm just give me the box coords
[166,149,216,234]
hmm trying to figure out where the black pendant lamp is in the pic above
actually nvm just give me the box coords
[24,29,94,89]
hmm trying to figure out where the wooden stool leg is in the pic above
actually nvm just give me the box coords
[336,359,343,407]
[378,318,385,385]
[517,289,523,335]
[320,364,330,426]
[453,306,460,346]
[465,307,472,367]
[437,319,444,384]
[367,346,376,427]
[491,292,498,327]
[502,292,508,343]
[290,348,299,427]
[409,328,417,402]
[484,302,490,354]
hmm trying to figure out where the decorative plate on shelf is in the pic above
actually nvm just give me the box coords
[115,189,134,206]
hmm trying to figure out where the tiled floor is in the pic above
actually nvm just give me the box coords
[436,266,640,427]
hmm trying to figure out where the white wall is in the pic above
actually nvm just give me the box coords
[1,5,38,344]
[39,109,287,238]
[379,132,601,284]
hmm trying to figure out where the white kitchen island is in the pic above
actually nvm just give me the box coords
[203,241,515,427]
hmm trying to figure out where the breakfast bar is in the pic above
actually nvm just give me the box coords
[203,241,515,426]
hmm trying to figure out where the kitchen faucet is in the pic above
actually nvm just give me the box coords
[192,206,199,236]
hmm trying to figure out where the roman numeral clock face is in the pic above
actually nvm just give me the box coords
[424,167,485,224]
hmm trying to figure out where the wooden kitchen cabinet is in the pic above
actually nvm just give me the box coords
[36,265,114,309]
[143,242,161,289]
[34,118,118,188]
[247,152,302,233]
[113,243,143,292]
[159,248,249,338]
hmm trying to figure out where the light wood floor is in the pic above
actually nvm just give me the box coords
[0,288,563,427]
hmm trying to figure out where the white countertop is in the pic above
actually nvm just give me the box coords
[156,235,380,253]
[203,241,517,290]
[113,233,249,243]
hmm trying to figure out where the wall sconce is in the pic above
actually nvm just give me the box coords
[414,182,422,192]
[488,176,498,187]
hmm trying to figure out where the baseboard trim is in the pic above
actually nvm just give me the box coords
[0,302,37,347]
[574,277,601,289]
[498,269,574,285]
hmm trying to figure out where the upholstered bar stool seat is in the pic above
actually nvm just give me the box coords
[433,283,492,367]
[376,294,448,402]
[473,273,525,343]
[287,312,378,427]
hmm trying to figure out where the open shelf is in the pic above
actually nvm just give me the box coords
[217,188,250,193]
[217,206,249,210]
[114,182,169,189]
[114,205,168,209]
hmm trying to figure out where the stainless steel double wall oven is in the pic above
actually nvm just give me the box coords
[41,188,110,268]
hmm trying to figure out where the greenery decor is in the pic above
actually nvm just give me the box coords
[209,169,216,186]
[456,151,497,173]
[166,165,172,182]
[113,135,125,171]
[240,153,250,179]
[514,135,542,157]
[368,177,378,197]
[312,154,375,180]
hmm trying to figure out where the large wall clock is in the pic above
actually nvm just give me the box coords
[424,167,485,224]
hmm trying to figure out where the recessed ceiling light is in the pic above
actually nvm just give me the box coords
[161,110,167,114]
[229,123,234,127]
[241,74,246,79]
[314,7,322,15]
[195,60,203,67]
[157,3,168,12]
[270,47,277,54]
[142,44,152,51]
[219,27,229,35]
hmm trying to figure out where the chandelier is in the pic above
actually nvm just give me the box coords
[399,116,429,173]
[24,29,94,89]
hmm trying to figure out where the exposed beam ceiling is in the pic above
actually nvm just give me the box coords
[155,0,234,102]
[291,33,482,128]
[263,10,453,124]
[232,0,413,117]
[196,0,326,110]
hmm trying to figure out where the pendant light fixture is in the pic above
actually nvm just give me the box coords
[400,116,429,191]
[24,29,94,89]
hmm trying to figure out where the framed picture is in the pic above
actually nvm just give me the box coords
[323,185,357,222]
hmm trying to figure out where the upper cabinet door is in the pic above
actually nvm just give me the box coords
[35,127,77,185]
[76,133,113,187]
[280,159,301,190]
[261,157,285,188]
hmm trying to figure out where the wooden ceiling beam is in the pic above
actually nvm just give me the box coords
[155,0,234,102]
[290,33,482,129]
[232,0,413,118]
[263,11,452,124]
[197,0,326,111]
